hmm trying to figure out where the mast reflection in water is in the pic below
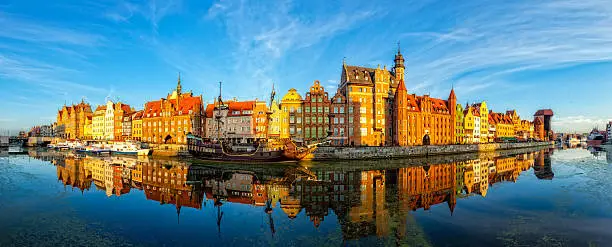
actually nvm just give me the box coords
[27,147,555,242]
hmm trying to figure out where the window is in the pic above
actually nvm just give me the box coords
[324,107,329,113]
[318,117,323,123]
[340,107,344,113]
[312,116,316,123]
[318,107,322,113]
[305,127,310,138]
[340,118,344,124]
[360,117,366,124]
[305,107,310,113]
[311,98,316,103]
[360,128,367,136]
[360,107,366,114]
[333,107,338,113]
[290,116,295,124]
[349,107,353,114]
[349,117,353,123]
[297,117,302,124]
[334,118,338,124]
[305,117,310,124]
[297,107,302,113]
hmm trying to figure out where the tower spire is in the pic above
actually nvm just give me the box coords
[177,72,182,94]
[397,41,401,54]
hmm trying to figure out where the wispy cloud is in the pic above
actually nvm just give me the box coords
[103,0,182,30]
[0,11,106,46]
[553,115,611,133]
[401,0,612,101]
[206,0,378,98]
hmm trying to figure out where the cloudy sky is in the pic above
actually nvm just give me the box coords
[0,0,611,134]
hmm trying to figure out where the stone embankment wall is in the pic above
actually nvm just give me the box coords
[310,142,552,161]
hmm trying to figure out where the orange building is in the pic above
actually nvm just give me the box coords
[534,116,545,140]
[340,47,456,146]
[113,102,133,141]
[397,163,457,213]
[142,75,204,145]
[142,160,203,214]
[393,81,457,146]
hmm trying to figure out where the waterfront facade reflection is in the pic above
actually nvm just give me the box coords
[28,148,550,241]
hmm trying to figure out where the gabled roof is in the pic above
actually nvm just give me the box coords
[406,94,420,112]
[343,65,376,85]
[144,94,202,117]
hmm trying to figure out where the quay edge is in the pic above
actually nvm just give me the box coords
[308,141,553,161]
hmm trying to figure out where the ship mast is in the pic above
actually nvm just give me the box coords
[215,81,224,141]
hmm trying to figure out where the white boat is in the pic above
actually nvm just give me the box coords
[109,142,150,156]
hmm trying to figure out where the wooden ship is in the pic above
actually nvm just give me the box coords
[187,82,320,162]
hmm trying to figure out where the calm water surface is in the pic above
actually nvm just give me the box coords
[0,146,611,246]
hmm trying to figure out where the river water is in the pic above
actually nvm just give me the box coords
[0,146,611,246]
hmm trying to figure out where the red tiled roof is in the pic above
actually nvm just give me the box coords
[406,94,420,112]
[534,116,543,124]
[534,109,553,116]
[132,110,144,120]
[95,105,107,112]
[430,98,449,113]
[205,100,256,117]
[472,107,480,117]
[120,104,131,113]
[396,79,406,91]
[143,94,202,118]
[205,104,215,118]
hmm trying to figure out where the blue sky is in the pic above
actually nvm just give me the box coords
[1,0,611,134]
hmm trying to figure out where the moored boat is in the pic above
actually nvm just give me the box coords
[187,136,316,162]
[186,81,317,162]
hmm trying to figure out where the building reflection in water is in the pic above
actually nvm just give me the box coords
[29,148,552,241]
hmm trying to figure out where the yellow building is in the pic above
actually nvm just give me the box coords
[92,105,106,140]
[455,103,465,144]
[462,105,480,144]
[56,100,93,140]
[131,110,143,142]
[489,112,515,140]
[472,101,489,143]
[83,116,93,140]
[280,88,303,141]
[268,100,281,139]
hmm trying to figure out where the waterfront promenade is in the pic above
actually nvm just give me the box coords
[310,141,552,160]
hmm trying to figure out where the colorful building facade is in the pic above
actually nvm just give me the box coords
[142,76,204,145]
[56,100,93,140]
[280,89,303,142]
[302,80,331,144]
